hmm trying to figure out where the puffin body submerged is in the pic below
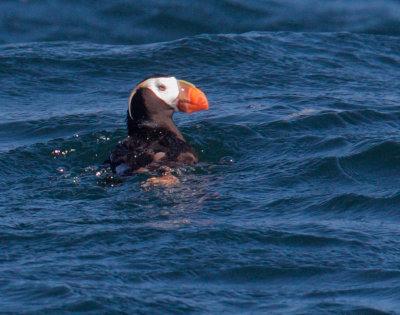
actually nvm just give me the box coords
[108,75,209,176]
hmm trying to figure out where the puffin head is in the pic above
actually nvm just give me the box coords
[128,75,209,121]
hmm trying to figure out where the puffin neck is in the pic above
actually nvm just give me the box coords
[127,88,185,141]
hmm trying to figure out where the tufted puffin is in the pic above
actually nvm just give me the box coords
[108,75,209,176]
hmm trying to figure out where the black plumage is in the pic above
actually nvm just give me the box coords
[108,81,198,175]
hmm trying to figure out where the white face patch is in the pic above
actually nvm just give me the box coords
[129,76,180,119]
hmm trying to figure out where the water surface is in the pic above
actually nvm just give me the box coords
[1,1,400,314]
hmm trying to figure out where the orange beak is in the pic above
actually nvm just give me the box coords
[177,80,209,113]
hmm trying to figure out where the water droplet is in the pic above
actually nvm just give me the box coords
[219,156,234,164]
[98,135,111,142]
[85,166,96,173]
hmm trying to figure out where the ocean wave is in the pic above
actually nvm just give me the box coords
[1,30,400,313]
[1,0,400,45]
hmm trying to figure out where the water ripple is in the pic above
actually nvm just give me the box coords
[1,31,400,313]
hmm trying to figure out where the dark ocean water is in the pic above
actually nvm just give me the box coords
[1,1,400,314]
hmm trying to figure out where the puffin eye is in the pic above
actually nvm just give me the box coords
[158,84,166,91]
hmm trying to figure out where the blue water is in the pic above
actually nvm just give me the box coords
[1,1,400,314]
